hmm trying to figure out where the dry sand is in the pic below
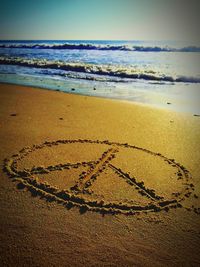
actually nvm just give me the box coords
[0,83,200,266]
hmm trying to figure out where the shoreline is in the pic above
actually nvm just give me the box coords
[0,83,200,266]
[1,79,199,116]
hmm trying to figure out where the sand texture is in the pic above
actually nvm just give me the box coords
[0,83,200,266]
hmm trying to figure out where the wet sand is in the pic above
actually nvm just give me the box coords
[0,83,200,266]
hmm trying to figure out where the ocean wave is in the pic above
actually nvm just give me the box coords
[0,43,200,52]
[1,56,200,83]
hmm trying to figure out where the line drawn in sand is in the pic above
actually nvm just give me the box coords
[3,139,200,215]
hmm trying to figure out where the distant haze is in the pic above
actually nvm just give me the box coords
[0,0,200,44]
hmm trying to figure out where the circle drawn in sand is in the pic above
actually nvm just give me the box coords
[3,139,196,215]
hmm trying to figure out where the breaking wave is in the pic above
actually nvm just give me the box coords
[0,43,200,52]
[1,56,200,83]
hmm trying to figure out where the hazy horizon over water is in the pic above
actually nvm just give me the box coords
[0,40,200,114]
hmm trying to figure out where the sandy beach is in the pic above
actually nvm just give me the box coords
[0,83,200,266]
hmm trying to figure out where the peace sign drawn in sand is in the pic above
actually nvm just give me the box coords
[3,139,199,215]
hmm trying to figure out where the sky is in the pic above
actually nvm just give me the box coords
[0,0,200,42]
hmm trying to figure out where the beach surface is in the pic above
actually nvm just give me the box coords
[0,83,200,266]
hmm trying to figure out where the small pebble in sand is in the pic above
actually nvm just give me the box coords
[59,118,63,120]
[10,113,17,116]
[170,120,174,123]
[167,102,171,105]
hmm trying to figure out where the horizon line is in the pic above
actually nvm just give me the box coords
[0,38,191,42]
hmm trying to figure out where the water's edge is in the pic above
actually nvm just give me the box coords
[1,78,199,116]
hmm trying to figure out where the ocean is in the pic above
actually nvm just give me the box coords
[0,40,200,113]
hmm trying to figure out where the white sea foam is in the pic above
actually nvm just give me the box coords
[0,43,200,52]
[1,56,199,83]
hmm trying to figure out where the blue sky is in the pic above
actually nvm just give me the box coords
[0,0,199,42]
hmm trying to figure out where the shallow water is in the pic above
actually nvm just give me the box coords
[0,40,200,114]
